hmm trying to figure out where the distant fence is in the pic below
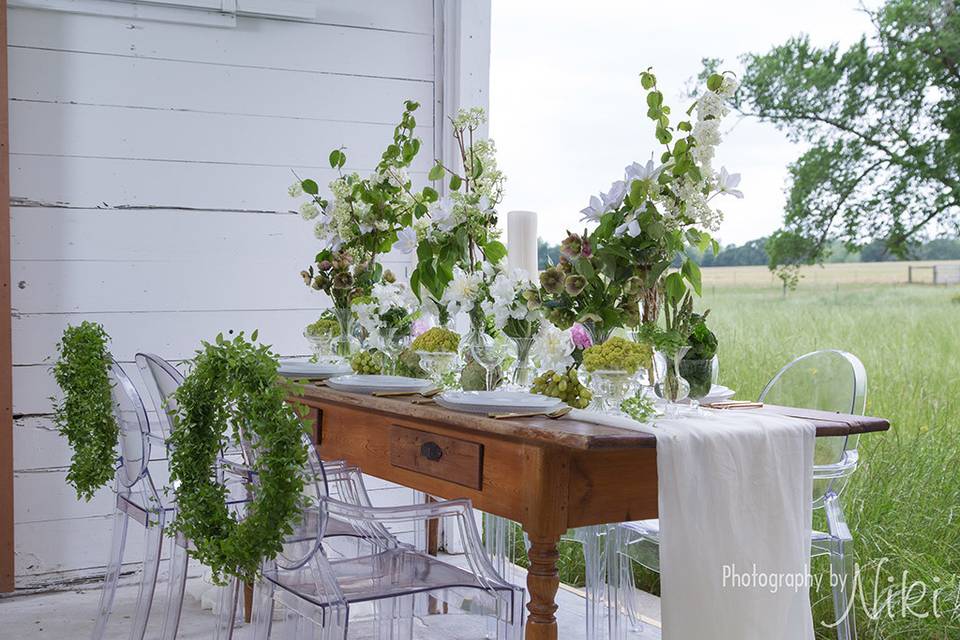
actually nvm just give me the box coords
[908,264,960,285]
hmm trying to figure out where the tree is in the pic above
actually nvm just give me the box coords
[730,0,960,270]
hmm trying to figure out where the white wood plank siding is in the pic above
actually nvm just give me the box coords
[7,0,456,587]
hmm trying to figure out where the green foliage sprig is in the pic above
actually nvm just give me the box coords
[168,331,309,582]
[52,322,118,501]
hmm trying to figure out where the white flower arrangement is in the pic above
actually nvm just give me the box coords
[532,322,576,373]
[480,268,541,338]
[355,279,417,337]
[440,267,486,319]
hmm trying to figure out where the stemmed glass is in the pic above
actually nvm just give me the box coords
[469,333,510,392]
[376,326,409,376]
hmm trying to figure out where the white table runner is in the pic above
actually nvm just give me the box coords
[569,408,816,640]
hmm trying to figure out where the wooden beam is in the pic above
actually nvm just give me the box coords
[0,0,14,594]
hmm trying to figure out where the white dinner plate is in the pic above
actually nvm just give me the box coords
[278,361,352,380]
[436,390,565,414]
[326,374,434,395]
[701,384,736,404]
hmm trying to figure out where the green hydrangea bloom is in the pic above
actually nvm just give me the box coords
[305,318,341,337]
[582,337,653,374]
[410,327,461,353]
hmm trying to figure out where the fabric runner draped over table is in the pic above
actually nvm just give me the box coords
[569,408,816,640]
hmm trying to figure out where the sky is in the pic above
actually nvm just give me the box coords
[489,0,875,247]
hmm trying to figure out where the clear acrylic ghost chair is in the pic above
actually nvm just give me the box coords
[134,353,389,637]
[612,349,868,640]
[234,427,525,640]
[92,361,247,640]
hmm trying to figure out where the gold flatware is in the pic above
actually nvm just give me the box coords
[489,406,572,420]
[313,379,328,387]
[411,397,437,405]
[706,401,764,409]
[374,388,442,398]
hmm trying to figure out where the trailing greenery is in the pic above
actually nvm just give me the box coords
[168,332,309,582]
[52,322,118,502]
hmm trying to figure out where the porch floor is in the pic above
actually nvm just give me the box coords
[0,564,661,639]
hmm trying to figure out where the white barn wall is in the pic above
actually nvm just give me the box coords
[8,0,489,587]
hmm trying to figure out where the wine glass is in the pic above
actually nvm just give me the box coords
[469,333,509,392]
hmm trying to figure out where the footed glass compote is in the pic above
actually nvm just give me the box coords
[416,351,460,390]
[303,330,333,361]
[588,369,640,415]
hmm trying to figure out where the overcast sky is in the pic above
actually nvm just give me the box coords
[489,0,875,247]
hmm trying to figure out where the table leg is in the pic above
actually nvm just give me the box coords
[525,534,562,640]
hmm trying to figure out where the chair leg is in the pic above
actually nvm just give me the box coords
[214,576,240,640]
[825,495,857,640]
[128,510,166,640]
[161,540,189,640]
[577,525,609,640]
[252,580,276,640]
[92,508,130,640]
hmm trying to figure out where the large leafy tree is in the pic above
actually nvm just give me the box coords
[729,0,960,270]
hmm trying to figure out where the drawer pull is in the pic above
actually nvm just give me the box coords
[420,441,443,461]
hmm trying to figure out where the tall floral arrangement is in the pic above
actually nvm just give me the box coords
[535,69,743,345]
[291,100,438,310]
[405,107,507,328]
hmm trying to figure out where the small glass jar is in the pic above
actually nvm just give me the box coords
[654,346,692,417]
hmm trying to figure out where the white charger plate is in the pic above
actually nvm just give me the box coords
[278,361,352,380]
[436,390,565,414]
[326,374,434,395]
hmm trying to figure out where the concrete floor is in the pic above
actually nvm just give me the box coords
[0,563,661,639]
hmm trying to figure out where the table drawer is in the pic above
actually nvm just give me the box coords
[389,425,483,490]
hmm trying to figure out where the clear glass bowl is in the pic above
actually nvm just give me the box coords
[415,351,461,389]
[587,369,639,414]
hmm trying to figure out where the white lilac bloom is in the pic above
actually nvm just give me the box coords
[442,267,485,317]
[719,75,739,99]
[580,194,606,222]
[532,323,575,372]
[300,201,320,220]
[288,182,304,198]
[395,226,418,254]
[716,167,744,199]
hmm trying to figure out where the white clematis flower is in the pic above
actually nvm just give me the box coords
[395,226,418,254]
[580,194,606,222]
[716,167,744,199]
[624,159,663,184]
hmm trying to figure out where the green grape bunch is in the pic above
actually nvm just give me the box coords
[351,349,383,375]
[530,367,593,409]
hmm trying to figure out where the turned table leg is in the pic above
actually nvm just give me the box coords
[525,534,562,640]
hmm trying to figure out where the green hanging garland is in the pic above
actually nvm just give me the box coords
[52,322,119,502]
[168,331,309,582]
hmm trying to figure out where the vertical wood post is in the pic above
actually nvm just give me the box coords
[0,0,15,594]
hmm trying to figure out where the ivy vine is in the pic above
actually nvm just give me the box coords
[168,331,310,582]
[52,322,119,501]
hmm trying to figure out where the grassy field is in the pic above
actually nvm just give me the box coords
[514,262,960,638]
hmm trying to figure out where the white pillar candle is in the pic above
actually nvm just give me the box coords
[507,210,539,279]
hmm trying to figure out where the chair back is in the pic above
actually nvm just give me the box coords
[136,352,184,437]
[758,349,867,507]
[108,360,154,489]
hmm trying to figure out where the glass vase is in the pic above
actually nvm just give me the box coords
[508,336,536,390]
[331,306,361,360]
[680,357,717,404]
[587,369,637,415]
[654,346,691,417]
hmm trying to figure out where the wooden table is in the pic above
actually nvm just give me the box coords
[296,385,890,640]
